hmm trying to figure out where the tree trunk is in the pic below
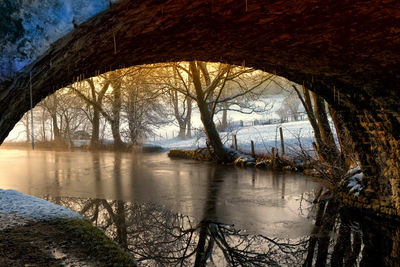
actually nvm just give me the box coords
[177,119,186,139]
[198,100,234,162]
[48,94,63,146]
[186,97,192,138]
[64,116,73,148]
[90,109,100,149]
[41,108,46,141]
[190,61,235,162]
[111,120,124,149]
[312,92,337,153]
[51,114,62,145]
[312,92,346,174]
[110,75,125,150]
[301,85,324,150]
[221,102,228,131]
[329,105,353,168]
[89,79,101,149]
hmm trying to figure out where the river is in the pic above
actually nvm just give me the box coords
[0,149,399,266]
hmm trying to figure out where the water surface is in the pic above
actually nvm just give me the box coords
[0,149,318,238]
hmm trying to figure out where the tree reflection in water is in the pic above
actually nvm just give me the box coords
[46,194,400,266]
[48,198,309,266]
[42,155,400,266]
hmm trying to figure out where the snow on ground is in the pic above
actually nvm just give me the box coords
[0,189,82,222]
[152,120,316,156]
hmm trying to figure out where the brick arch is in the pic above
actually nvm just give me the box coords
[1,0,400,208]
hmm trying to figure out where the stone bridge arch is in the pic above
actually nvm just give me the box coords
[0,0,400,208]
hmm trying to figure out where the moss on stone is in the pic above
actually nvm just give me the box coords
[50,218,137,266]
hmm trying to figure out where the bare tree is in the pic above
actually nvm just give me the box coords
[121,68,168,145]
[282,93,301,121]
[40,93,64,146]
[18,112,31,143]
[69,78,111,149]
[292,84,350,183]
[148,63,193,139]
[54,90,88,147]
[159,61,272,162]
[276,106,289,123]
[70,71,128,150]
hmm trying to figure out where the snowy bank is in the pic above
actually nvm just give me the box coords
[0,189,82,221]
[153,120,316,155]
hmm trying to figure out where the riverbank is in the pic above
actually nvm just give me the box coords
[0,219,136,266]
[168,148,317,175]
[0,189,136,266]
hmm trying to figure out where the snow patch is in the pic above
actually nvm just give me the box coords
[343,167,364,197]
[0,189,82,221]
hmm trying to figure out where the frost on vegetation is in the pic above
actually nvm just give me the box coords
[0,189,82,221]
[342,166,363,197]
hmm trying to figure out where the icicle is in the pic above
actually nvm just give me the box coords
[29,72,35,150]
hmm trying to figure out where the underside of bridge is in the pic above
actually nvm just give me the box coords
[0,0,400,210]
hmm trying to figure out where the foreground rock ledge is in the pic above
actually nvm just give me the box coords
[0,218,137,266]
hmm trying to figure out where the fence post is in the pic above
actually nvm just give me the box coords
[279,127,285,155]
[251,140,255,158]
[234,135,238,150]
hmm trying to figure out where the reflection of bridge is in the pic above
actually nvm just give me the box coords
[1,0,400,212]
